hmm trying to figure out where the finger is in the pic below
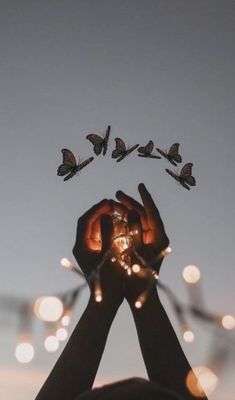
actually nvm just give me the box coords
[91,200,128,238]
[75,199,112,248]
[100,215,114,252]
[138,183,165,231]
[116,190,149,231]
[127,210,143,247]
[109,199,129,217]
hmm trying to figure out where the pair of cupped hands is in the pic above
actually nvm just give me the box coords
[73,183,169,308]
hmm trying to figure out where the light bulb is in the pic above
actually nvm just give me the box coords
[15,342,35,363]
[44,336,59,352]
[34,296,64,322]
[183,265,201,284]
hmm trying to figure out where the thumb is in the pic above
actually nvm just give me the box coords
[100,215,114,252]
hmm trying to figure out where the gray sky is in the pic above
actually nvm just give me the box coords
[0,1,235,399]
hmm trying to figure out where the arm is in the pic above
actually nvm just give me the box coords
[36,200,126,400]
[116,184,207,400]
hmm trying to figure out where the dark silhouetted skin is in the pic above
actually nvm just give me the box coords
[35,184,207,400]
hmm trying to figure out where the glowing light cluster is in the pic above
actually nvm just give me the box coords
[15,342,35,363]
[183,265,201,284]
[34,296,64,322]
[186,366,218,397]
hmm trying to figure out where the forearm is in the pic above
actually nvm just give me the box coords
[129,290,207,400]
[35,297,119,400]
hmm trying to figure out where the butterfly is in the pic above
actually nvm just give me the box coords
[138,140,161,159]
[156,143,182,166]
[86,125,111,156]
[57,149,94,181]
[166,163,196,190]
[112,138,139,162]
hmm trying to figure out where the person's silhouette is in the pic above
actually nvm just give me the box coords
[35,184,207,400]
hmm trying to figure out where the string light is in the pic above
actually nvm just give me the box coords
[44,335,60,352]
[135,300,142,309]
[34,296,64,322]
[183,265,201,284]
[183,330,195,343]
[61,310,72,327]
[15,342,35,364]
[60,258,74,269]
[186,366,218,397]
[132,264,141,273]
[56,327,68,341]
[221,315,235,330]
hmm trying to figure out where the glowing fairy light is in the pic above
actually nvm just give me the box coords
[95,293,102,303]
[221,314,235,330]
[60,258,74,269]
[15,342,35,364]
[44,335,60,352]
[130,229,139,236]
[111,257,116,263]
[61,315,71,327]
[186,366,218,397]
[56,328,68,341]
[113,235,131,252]
[165,246,172,254]
[132,264,141,273]
[135,301,142,309]
[127,268,132,276]
[34,296,64,322]
[183,265,201,284]
[152,271,159,280]
[183,330,195,343]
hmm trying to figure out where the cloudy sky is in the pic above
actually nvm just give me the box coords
[0,1,235,399]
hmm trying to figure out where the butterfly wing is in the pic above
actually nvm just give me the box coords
[57,164,72,177]
[180,163,193,177]
[180,163,195,187]
[86,134,104,156]
[138,140,154,156]
[117,144,139,162]
[77,157,94,172]
[63,170,77,181]
[61,149,77,166]
[57,149,78,181]
[112,138,127,159]
[183,175,196,186]
[165,168,180,183]
[103,125,111,155]
[168,143,182,163]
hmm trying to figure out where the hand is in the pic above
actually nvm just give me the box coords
[116,183,169,305]
[73,199,127,307]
